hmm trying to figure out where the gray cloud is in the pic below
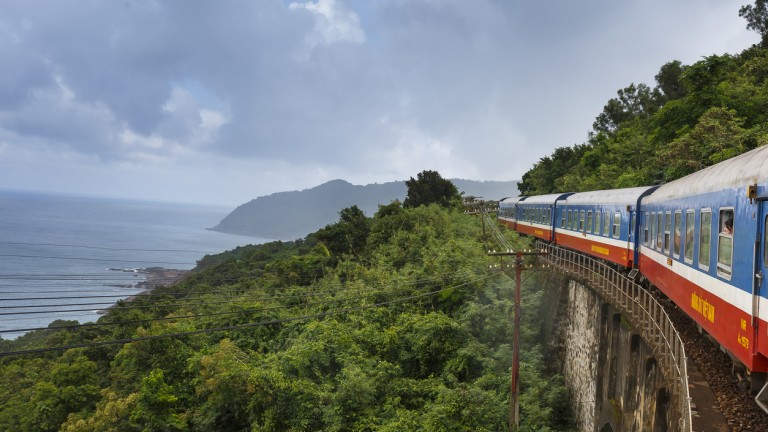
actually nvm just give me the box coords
[0,0,758,204]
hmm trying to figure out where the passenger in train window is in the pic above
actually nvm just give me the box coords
[723,218,733,235]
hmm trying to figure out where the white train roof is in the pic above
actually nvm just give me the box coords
[645,144,768,202]
[499,196,525,205]
[565,186,658,205]
[519,192,573,205]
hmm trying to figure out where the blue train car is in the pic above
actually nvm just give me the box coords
[557,187,658,267]
[639,145,768,376]
[515,193,573,241]
[498,196,526,230]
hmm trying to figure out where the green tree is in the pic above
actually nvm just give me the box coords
[314,205,371,259]
[655,60,688,101]
[592,83,661,134]
[403,170,461,208]
[740,0,768,46]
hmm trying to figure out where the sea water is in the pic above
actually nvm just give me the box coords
[0,190,267,339]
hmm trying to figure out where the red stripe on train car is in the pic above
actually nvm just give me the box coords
[516,224,551,241]
[555,232,632,267]
[639,253,768,372]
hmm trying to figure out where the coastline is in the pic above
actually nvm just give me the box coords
[98,267,190,314]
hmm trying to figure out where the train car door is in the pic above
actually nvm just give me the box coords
[756,206,768,324]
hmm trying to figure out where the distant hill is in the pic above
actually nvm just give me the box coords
[210,179,518,240]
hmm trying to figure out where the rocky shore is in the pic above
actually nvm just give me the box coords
[98,267,189,314]
[136,267,190,290]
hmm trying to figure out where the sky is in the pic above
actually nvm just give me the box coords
[0,0,760,207]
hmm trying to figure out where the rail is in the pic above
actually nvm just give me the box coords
[536,241,692,432]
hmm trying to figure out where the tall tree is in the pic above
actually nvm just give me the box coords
[403,170,461,208]
[592,83,660,134]
[655,60,688,101]
[740,0,768,46]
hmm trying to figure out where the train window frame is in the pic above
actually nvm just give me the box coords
[595,209,602,236]
[603,211,610,236]
[548,208,551,225]
[643,212,649,246]
[650,212,656,248]
[699,209,711,271]
[629,213,635,242]
[579,210,585,232]
[567,210,572,229]
[587,210,593,234]
[656,212,663,252]
[684,210,694,264]
[673,211,681,258]
[717,207,734,279]
[764,215,768,267]
[561,209,565,229]
[664,211,671,255]
[612,212,620,238]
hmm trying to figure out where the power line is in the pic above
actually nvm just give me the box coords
[0,278,484,357]
[0,253,194,266]
[0,240,217,254]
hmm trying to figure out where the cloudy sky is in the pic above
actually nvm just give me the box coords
[0,0,759,206]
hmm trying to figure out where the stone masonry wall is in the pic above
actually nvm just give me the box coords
[549,278,672,432]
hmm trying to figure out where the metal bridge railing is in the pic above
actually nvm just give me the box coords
[536,241,692,432]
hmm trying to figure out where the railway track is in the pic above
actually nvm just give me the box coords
[657,290,768,431]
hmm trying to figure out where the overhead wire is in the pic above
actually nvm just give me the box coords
[0,276,491,357]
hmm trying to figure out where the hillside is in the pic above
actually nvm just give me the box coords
[211,178,518,240]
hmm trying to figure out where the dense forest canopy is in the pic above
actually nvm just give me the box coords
[518,1,768,196]
[0,196,572,431]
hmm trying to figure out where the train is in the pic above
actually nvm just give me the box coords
[498,144,768,393]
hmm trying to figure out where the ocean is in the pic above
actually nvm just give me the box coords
[0,190,267,339]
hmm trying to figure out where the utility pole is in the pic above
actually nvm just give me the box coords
[489,249,547,431]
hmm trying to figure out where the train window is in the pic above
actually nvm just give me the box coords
[673,211,681,258]
[547,208,551,224]
[656,213,663,251]
[629,213,635,241]
[685,210,695,263]
[717,208,734,278]
[595,209,602,236]
[603,212,610,236]
[764,216,768,266]
[650,212,656,248]
[561,209,566,228]
[613,212,620,238]
[579,210,585,232]
[643,212,649,246]
[567,210,572,229]
[699,210,711,270]
[664,211,671,254]
[587,211,593,234]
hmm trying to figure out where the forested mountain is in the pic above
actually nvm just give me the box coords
[519,8,768,195]
[211,179,518,240]
[0,201,571,431]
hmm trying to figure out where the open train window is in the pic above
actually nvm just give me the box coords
[717,208,734,278]
[664,211,671,255]
[579,210,585,232]
[673,211,681,258]
[595,209,602,236]
[656,213,663,251]
[603,212,610,236]
[685,210,694,263]
[613,212,620,238]
[629,213,635,241]
[699,210,711,270]
[587,211,593,234]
